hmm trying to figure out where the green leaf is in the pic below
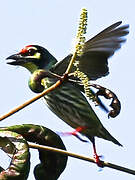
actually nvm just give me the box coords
[0,130,30,180]
[1,124,68,180]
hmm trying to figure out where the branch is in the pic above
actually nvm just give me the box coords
[29,142,135,176]
[65,51,77,74]
[0,80,62,121]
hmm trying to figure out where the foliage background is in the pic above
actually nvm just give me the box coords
[0,0,134,179]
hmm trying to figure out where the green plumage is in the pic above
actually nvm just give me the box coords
[41,77,122,145]
[6,21,129,147]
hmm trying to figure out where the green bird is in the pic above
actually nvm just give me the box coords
[6,21,129,165]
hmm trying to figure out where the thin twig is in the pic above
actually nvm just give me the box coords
[65,52,77,74]
[0,80,62,121]
[29,142,135,175]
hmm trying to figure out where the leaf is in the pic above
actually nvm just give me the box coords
[0,130,30,180]
[1,124,68,180]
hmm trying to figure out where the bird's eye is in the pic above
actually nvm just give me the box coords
[28,49,36,56]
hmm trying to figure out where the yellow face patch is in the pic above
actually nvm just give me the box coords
[33,52,41,59]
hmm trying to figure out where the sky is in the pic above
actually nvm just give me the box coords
[0,0,135,179]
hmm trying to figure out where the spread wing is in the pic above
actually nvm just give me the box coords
[51,21,129,80]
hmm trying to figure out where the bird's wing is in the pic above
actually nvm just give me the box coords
[51,21,129,80]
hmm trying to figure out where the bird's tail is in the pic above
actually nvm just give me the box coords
[97,126,122,146]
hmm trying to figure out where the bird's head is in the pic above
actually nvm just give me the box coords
[6,45,57,73]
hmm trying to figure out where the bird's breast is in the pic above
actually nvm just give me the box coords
[42,78,101,131]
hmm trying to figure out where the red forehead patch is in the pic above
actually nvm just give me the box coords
[19,45,32,54]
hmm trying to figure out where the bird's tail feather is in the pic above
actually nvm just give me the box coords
[98,126,122,146]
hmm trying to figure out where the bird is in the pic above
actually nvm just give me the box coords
[6,21,129,166]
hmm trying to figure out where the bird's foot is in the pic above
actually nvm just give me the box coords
[70,126,88,142]
[71,126,87,135]
[57,126,88,142]
[93,154,104,167]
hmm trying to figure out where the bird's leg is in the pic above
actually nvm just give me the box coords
[58,126,88,142]
[92,137,103,167]
[70,126,88,142]
[71,126,87,135]
[90,83,121,118]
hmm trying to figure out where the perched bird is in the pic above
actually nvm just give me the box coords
[6,21,129,165]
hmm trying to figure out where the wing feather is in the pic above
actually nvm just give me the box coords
[51,21,129,80]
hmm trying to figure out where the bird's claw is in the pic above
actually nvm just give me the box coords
[91,84,121,118]
[57,126,88,143]
[93,154,104,167]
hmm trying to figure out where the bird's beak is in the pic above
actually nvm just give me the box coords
[6,54,25,65]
